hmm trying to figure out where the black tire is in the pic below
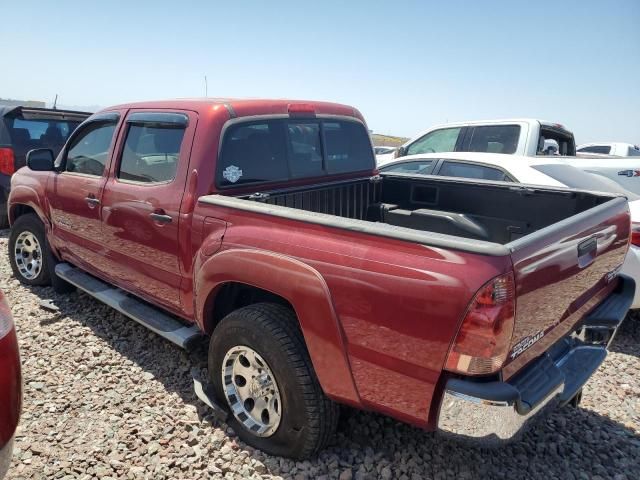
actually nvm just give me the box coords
[209,303,338,459]
[9,214,52,286]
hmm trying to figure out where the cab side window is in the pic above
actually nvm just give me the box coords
[66,122,117,176]
[118,114,187,183]
[406,128,461,156]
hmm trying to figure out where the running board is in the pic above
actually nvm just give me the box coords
[55,263,202,350]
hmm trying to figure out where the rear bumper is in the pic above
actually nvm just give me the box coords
[437,274,634,443]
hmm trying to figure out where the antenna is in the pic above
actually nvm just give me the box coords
[53,94,58,110]
[204,76,208,97]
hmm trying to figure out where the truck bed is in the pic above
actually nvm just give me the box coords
[229,173,616,246]
[201,173,630,378]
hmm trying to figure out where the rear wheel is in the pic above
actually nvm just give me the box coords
[209,303,338,459]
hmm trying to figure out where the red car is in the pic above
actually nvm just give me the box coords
[7,98,634,458]
[0,290,21,478]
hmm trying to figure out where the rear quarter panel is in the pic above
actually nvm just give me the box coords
[195,203,512,427]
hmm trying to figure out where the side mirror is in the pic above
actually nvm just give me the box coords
[395,146,406,158]
[26,149,55,171]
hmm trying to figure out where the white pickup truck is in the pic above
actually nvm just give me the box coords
[378,118,576,165]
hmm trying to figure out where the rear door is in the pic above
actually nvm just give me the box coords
[99,110,196,312]
[47,112,121,269]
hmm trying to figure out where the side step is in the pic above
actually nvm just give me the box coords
[55,263,202,349]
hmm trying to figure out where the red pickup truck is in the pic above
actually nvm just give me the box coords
[7,99,634,458]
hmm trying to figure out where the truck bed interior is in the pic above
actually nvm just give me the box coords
[244,174,613,244]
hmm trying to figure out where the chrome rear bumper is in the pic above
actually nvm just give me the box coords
[437,274,634,443]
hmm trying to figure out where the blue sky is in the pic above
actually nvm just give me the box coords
[1,0,638,143]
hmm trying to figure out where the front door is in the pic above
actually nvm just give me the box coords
[47,112,121,270]
[99,110,195,312]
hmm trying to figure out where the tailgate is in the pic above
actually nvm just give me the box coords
[502,196,630,379]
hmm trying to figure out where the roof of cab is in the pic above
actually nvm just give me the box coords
[103,98,363,120]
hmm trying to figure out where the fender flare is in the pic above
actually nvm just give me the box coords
[194,248,361,406]
[8,186,48,227]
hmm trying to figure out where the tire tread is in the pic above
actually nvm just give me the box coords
[212,302,339,458]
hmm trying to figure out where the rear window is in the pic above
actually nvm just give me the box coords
[463,125,520,154]
[217,118,374,187]
[3,116,81,153]
[577,145,611,155]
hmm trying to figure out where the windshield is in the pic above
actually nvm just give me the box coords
[532,163,638,199]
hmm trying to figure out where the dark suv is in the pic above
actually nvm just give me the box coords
[0,106,90,227]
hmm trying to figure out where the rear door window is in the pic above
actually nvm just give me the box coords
[217,118,373,187]
[462,125,520,154]
[628,146,640,157]
[118,113,187,183]
[438,161,512,181]
[406,127,461,156]
[380,160,434,175]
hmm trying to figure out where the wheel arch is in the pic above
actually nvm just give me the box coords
[195,248,361,406]
[8,185,48,227]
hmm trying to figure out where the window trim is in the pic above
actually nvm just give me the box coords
[59,113,120,176]
[433,159,516,182]
[214,114,375,190]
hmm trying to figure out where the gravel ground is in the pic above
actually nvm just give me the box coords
[2,229,639,480]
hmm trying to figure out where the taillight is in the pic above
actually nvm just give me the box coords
[445,272,516,375]
[288,103,316,115]
[631,222,640,247]
[0,291,13,340]
[0,147,16,175]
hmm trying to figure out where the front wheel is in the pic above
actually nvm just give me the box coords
[9,214,51,286]
[209,303,338,459]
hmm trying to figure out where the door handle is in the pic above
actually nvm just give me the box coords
[577,237,597,268]
[150,212,172,224]
[85,196,100,206]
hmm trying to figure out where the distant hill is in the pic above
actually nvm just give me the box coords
[371,133,408,147]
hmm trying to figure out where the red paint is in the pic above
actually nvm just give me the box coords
[0,291,21,452]
[7,98,631,430]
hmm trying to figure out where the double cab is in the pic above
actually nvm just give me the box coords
[8,99,634,458]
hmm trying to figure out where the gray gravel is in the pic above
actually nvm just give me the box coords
[2,229,639,480]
